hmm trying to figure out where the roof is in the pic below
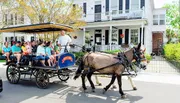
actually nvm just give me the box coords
[0,23,74,33]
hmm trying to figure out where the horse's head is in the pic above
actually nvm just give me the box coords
[132,43,149,70]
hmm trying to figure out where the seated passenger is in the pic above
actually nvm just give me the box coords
[2,42,11,62]
[45,41,55,65]
[21,42,28,55]
[12,41,22,65]
[54,41,60,54]
[36,41,51,66]
[31,40,37,55]
[26,41,32,54]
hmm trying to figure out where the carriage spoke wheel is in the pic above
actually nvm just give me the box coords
[58,70,70,82]
[6,63,20,84]
[35,70,49,89]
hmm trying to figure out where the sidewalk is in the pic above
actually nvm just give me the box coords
[127,72,180,85]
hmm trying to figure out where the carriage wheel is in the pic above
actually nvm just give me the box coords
[58,70,70,81]
[35,70,49,89]
[6,63,20,84]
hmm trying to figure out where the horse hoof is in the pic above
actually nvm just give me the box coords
[121,94,127,99]
[84,89,88,93]
[111,85,117,89]
[92,89,95,93]
[133,87,137,90]
[97,83,102,86]
[102,89,106,94]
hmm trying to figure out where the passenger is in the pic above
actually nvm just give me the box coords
[21,42,28,55]
[54,41,60,54]
[45,41,55,65]
[26,41,32,54]
[36,41,51,66]
[57,30,72,55]
[31,40,37,55]
[2,42,11,62]
[12,41,22,65]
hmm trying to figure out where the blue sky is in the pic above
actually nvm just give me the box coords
[154,0,175,8]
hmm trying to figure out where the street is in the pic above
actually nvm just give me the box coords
[0,64,180,103]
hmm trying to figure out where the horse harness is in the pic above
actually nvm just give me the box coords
[83,52,136,75]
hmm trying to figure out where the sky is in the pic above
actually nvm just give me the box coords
[154,0,176,8]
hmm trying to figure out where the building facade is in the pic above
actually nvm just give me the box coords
[72,0,166,54]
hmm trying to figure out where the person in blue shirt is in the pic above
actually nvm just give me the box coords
[2,42,11,62]
[36,41,51,66]
[45,41,56,65]
[12,41,22,64]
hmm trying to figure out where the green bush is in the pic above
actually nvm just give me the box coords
[104,49,121,54]
[145,53,152,61]
[164,43,180,61]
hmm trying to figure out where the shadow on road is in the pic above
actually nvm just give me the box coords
[66,88,143,103]
[0,80,70,103]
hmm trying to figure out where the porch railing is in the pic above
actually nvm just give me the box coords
[82,8,145,22]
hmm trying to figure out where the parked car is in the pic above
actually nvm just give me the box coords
[0,78,2,92]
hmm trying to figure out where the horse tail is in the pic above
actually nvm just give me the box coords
[73,58,84,80]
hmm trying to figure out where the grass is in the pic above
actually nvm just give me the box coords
[0,60,5,62]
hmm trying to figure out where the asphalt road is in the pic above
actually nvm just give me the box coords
[0,65,180,103]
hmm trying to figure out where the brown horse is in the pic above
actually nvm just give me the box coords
[74,43,148,98]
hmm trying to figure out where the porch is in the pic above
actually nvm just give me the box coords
[82,19,147,51]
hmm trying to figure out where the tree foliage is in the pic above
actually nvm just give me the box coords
[163,1,180,43]
[0,0,86,41]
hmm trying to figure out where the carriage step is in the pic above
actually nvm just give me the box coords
[21,71,32,75]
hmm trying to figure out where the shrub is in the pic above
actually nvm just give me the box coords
[104,49,121,54]
[164,43,180,61]
[145,53,152,61]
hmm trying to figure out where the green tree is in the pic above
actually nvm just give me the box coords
[163,1,180,42]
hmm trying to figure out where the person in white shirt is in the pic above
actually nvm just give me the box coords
[57,30,72,55]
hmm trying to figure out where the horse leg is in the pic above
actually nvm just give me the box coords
[95,75,102,86]
[117,75,126,99]
[87,72,95,92]
[103,74,116,94]
[128,76,137,90]
[81,71,88,92]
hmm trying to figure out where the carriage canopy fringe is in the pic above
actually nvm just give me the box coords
[0,22,74,33]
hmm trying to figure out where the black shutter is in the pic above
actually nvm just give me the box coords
[5,37,7,42]
[105,30,109,45]
[140,28,142,43]
[15,36,17,41]
[141,0,145,8]
[83,3,87,15]
[106,0,109,12]
[125,29,129,44]
[125,0,129,11]
[143,28,145,44]
[119,0,123,10]
[119,29,123,45]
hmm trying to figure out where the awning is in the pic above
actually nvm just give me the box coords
[0,23,74,33]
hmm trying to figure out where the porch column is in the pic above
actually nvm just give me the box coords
[83,28,86,45]
[141,23,144,44]
[109,26,112,50]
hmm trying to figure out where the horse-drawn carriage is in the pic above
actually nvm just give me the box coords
[0,23,76,89]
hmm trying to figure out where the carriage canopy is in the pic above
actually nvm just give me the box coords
[0,22,74,33]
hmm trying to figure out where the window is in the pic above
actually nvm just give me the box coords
[131,29,138,45]
[15,13,18,25]
[10,14,13,25]
[83,3,87,17]
[119,0,123,14]
[5,14,8,25]
[106,0,109,12]
[159,14,165,25]
[153,15,158,25]
[125,0,130,13]
[140,0,145,8]
[131,0,139,10]
[111,0,118,14]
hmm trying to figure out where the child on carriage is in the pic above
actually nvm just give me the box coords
[36,41,51,66]
[2,42,11,62]
[11,41,22,65]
